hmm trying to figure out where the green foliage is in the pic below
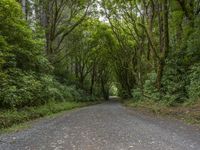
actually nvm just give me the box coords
[161,60,187,105]
[0,0,51,72]
[0,69,91,108]
[0,69,42,108]
[0,0,98,110]
[143,72,160,101]
[101,0,200,108]
[1,0,199,113]
[0,101,87,129]
[131,88,143,101]
[1,70,45,108]
[160,15,200,105]
[187,63,200,101]
[186,25,200,65]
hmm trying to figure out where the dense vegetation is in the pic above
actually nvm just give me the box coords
[100,0,200,106]
[0,0,100,110]
[0,0,200,126]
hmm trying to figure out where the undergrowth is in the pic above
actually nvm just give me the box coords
[0,101,93,130]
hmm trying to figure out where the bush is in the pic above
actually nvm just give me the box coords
[0,69,46,108]
[0,68,95,109]
[143,72,160,101]
[62,86,80,101]
[39,75,66,103]
[161,62,187,105]
[131,88,143,101]
[187,63,200,101]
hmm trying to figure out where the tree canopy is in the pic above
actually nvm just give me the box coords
[0,0,200,109]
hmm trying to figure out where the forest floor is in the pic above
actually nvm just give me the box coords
[124,100,200,126]
[0,101,200,150]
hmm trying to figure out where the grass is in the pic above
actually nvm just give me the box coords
[0,101,98,133]
[123,99,200,126]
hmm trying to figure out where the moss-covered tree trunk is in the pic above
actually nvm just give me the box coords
[156,0,169,92]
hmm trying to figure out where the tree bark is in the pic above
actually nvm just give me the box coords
[19,0,27,20]
[90,65,96,95]
[156,0,169,92]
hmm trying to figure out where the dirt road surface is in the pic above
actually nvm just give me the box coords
[0,102,200,150]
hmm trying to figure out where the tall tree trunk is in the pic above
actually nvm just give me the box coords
[147,1,157,71]
[156,0,169,92]
[39,1,51,55]
[19,0,27,20]
[90,66,96,95]
[101,77,109,100]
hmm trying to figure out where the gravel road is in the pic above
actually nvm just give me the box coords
[0,101,200,150]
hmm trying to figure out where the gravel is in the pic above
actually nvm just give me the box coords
[0,101,200,150]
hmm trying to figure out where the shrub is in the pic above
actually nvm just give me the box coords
[39,75,65,103]
[161,62,187,105]
[62,86,79,101]
[143,72,160,101]
[187,63,200,101]
[131,88,143,101]
[0,69,43,108]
